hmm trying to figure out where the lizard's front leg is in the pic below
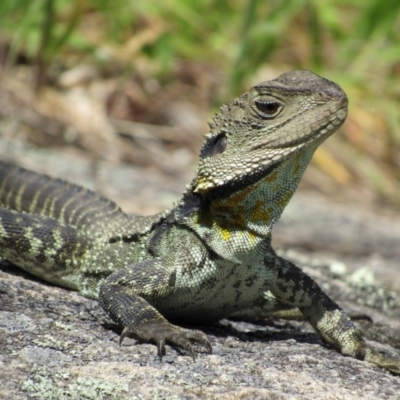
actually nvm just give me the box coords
[99,258,212,360]
[268,253,400,375]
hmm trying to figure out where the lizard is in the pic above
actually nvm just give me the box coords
[0,70,399,375]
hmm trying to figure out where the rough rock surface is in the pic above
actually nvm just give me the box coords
[1,251,400,400]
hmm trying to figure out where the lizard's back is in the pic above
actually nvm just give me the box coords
[0,162,131,236]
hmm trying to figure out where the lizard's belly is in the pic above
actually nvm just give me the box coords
[155,258,275,323]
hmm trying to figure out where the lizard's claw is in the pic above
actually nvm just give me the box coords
[364,348,400,376]
[157,338,166,360]
[119,323,212,361]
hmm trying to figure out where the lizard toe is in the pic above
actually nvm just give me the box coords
[119,322,212,360]
[365,348,400,376]
[167,327,212,361]
[156,338,166,360]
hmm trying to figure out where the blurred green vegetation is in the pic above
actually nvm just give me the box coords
[0,0,400,205]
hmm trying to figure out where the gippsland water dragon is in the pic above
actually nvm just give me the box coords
[0,70,399,374]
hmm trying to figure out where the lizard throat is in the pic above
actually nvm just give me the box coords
[177,145,316,263]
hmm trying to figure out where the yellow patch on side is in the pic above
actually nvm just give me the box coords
[265,170,278,183]
[291,152,304,176]
[248,231,257,244]
[249,201,273,224]
[217,225,232,241]
[219,185,253,208]
[277,191,293,208]
[292,162,301,176]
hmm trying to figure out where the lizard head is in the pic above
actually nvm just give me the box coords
[193,70,348,195]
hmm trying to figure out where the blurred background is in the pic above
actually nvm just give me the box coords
[0,0,399,215]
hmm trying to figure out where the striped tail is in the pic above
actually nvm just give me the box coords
[0,162,130,238]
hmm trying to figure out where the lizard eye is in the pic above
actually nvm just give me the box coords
[255,101,281,118]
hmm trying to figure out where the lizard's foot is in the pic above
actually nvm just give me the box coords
[364,347,400,376]
[99,261,213,360]
[315,309,400,375]
[119,321,212,361]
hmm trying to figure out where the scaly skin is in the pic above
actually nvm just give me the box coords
[0,70,399,374]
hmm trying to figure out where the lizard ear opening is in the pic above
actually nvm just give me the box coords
[200,133,227,158]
